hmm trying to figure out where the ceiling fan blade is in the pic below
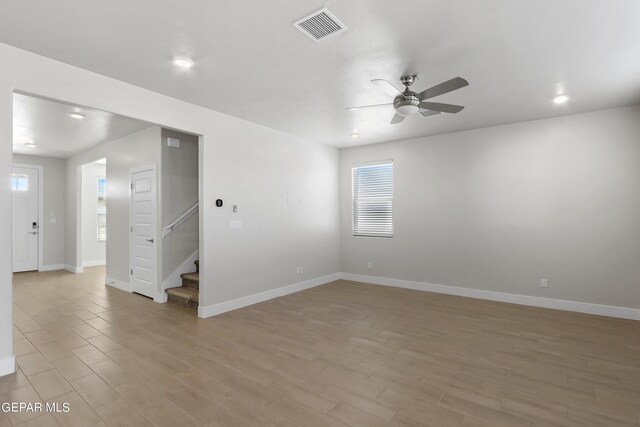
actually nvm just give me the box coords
[419,110,441,117]
[345,103,393,111]
[371,79,407,98]
[417,77,469,100]
[419,102,464,114]
[390,113,405,124]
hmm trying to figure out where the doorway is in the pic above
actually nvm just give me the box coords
[130,165,158,298]
[11,164,42,272]
[81,159,107,268]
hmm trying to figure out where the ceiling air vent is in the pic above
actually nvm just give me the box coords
[293,7,348,42]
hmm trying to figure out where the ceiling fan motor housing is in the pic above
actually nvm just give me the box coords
[394,92,420,116]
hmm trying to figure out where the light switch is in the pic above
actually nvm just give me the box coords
[50,218,57,224]
[230,220,242,229]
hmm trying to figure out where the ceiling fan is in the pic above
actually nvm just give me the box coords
[346,75,469,124]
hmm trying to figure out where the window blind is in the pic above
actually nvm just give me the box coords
[97,177,107,242]
[352,161,393,237]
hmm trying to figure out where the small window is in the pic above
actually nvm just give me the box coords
[11,173,29,192]
[352,161,393,237]
[97,177,107,242]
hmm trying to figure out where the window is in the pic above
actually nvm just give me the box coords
[97,177,107,242]
[352,161,393,237]
[11,173,29,191]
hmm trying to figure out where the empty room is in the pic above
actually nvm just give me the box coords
[1,1,639,426]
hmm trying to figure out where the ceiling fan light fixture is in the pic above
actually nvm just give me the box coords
[395,104,420,116]
[347,75,468,125]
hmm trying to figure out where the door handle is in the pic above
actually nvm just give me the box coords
[146,238,154,243]
[28,231,38,235]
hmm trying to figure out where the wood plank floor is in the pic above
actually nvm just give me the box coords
[2,267,640,426]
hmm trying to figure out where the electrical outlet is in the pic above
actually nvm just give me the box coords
[367,261,372,269]
[296,266,304,275]
[540,279,548,288]
[299,266,303,274]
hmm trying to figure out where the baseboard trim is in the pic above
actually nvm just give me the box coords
[339,273,640,321]
[64,265,83,274]
[0,356,16,377]
[198,273,341,318]
[105,277,132,293]
[40,264,64,272]
[83,260,106,267]
[154,292,168,304]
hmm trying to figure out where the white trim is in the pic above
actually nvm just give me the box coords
[83,259,106,267]
[12,163,44,272]
[339,273,640,321]
[64,264,83,274]
[105,276,132,293]
[154,292,168,304]
[198,273,341,318]
[0,356,16,377]
[41,264,64,272]
[162,250,199,292]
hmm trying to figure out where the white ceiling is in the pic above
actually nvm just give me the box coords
[13,94,152,158]
[1,0,639,148]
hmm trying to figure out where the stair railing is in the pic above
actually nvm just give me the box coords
[162,202,199,238]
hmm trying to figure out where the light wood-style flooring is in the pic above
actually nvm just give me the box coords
[2,267,640,426]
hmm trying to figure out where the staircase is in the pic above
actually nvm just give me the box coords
[166,260,199,311]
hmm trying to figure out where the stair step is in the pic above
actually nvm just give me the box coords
[180,272,199,289]
[166,286,198,311]
[181,272,199,282]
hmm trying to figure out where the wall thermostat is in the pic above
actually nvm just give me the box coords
[215,199,223,207]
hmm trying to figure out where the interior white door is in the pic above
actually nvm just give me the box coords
[12,166,39,272]
[130,167,157,298]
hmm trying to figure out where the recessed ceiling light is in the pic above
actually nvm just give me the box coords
[172,57,194,69]
[24,141,36,148]
[69,112,85,119]
[553,94,569,104]
[350,133,360,139]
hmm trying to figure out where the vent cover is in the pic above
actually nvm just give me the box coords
[293,7,348,42]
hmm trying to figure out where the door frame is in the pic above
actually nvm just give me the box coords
[129,163,162,301]
[12,163,44,272]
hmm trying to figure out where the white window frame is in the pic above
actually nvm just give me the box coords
[352,160,394,238]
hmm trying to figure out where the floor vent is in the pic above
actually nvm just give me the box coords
[293,7,348,42]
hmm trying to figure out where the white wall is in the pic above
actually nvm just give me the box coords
[11,154,65,269]
[81,162,106,266]
[340,105,640,310]
[161,128,199,284]
[208,127,340,306]
[0,41,340,374]
[66,126,161,282]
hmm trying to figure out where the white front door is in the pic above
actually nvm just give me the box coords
[130,167,157,298]
[12,166,39,272]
